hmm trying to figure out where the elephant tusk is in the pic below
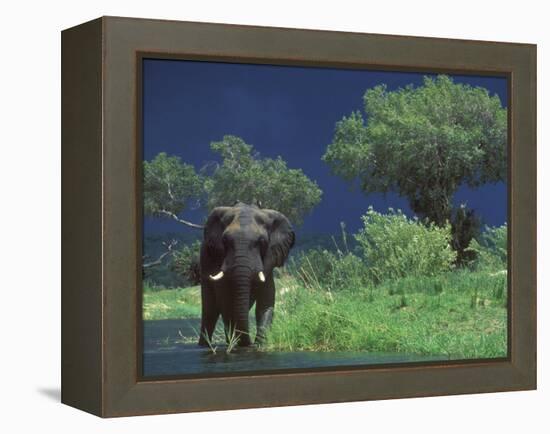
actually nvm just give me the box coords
[209,271,224,281]
[258,271,266,282]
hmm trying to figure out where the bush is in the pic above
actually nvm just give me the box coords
[171,240,202,286]
[354,207,456,283]
[468,224,507,271]
[290,248,368,292]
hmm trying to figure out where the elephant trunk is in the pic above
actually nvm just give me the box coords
[230,265,252,346]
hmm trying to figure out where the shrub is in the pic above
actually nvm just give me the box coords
[171,240,202,286]
[468,224,507,271]
[354,207,456,283]
[290,248,368,292]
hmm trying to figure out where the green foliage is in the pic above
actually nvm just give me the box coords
[323,75,507,226]
[354,208,456,283]
[143,152,204,218]
[143,232,202,288]
[205,135,322,224]
[290,248,368,293]
[143,136,322,227]
[171,240,202,285]
[289,222,367,292]
[468,224,508,271]
[265,270,507,358]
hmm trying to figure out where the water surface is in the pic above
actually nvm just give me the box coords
[143,319,448,377]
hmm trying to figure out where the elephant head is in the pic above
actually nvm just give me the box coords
[201,202,295,346]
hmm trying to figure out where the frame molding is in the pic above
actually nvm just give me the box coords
[62,16,536,417]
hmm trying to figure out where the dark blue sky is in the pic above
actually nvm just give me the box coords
[143,58,507,236]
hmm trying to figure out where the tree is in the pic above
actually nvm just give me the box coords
[323,75,507,262]
[204,135,322,225]
[143,152,205,228]
[143,135,322,227]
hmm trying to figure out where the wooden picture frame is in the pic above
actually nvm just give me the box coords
[61,16,536,417]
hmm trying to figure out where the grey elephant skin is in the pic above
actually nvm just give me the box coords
[198,202,295,347]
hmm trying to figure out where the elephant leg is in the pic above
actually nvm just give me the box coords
[199,311,219,346]
[255,306,273,345]
[198,284,219,347]
[221,318,231,343]
[254,276,275,345]
[249,291,256,310]
[217,292,235,345]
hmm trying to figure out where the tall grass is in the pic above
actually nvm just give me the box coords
[288,248,367,294]
[266,270,507,358]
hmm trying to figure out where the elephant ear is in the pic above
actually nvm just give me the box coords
[265,210,295,268]
[203,207,231,263]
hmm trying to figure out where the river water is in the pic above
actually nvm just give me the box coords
[143,319,448,378]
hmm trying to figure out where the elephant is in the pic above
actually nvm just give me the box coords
[198,202,295,347]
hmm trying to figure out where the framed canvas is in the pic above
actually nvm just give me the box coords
[61,16,536,417]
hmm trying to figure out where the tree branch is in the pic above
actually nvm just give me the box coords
[166,179,176,202]
[158,209,204,229]
[143,239,178,269]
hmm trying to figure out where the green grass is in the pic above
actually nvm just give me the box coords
[142,270,507,360]
[143,284,201,320]
[266,270,507,359]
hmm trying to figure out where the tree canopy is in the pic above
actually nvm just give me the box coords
[143,135,322,227]
[143,152,205,228]
[323,75,507,227]
[204,135,322,224]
